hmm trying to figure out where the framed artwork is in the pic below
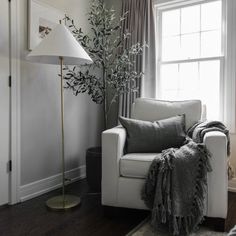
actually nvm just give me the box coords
[28,0,64,51]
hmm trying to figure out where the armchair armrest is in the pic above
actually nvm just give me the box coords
[203,131,228,218]
[102,126,126,206]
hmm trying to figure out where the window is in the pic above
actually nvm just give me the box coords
[156,0,223,120]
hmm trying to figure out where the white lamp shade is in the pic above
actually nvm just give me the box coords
[27,24,93,65]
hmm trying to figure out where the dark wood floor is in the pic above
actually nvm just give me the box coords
[0,179,235,236]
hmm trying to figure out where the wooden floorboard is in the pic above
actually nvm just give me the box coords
[0,180,147,236]
[0,179,235,236]
[226,192,236,231]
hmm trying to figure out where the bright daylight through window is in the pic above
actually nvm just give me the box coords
[157,0,222,120]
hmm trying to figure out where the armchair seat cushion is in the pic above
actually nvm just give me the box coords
[120,153,162,178]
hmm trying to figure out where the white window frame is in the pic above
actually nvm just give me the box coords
[154,0,229,125]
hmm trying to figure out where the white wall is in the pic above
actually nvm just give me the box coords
[19,0,103,186]
[230,135,236,172]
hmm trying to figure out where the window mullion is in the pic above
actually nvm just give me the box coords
[197,61,200,101]
[156,8,162,99]
[177,63,180,98]
[160,56,223,65]
[199,3,202,57]
[180,8,182,59]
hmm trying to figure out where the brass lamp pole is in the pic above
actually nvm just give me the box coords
[45,56,81,210]
[27,23,93,210]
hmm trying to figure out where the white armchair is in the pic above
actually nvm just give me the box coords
[102,98,228,224]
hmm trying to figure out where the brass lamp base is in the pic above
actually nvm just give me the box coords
[46,195,81,210]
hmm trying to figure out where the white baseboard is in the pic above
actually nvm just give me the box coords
[20,165,86,202]
[228,178,236,192]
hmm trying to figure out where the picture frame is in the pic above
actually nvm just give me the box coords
[28,0,64,51]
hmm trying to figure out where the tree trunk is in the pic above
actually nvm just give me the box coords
[103,65,107,130]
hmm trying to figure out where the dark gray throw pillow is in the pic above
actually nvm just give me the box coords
[119,115,186,153]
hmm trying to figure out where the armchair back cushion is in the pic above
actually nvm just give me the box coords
[131,98,202,130]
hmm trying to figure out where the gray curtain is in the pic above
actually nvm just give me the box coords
[119,0,156,118]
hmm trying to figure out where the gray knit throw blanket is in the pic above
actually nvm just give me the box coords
[187,120,230,156]
[142,139,212,235]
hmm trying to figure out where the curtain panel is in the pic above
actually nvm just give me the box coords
[224,0,236,133]
[119,0,156,118]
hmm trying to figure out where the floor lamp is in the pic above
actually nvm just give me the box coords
[27,23,93,210]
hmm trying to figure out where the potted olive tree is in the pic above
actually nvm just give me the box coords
[63,0,144,190]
